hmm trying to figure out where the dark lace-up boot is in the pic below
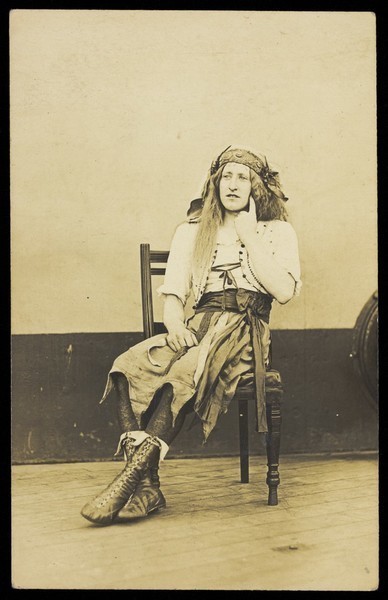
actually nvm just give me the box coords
[80,436,161,526]
[116,465,166,521]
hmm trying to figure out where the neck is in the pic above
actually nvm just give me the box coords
[222,210,239,228]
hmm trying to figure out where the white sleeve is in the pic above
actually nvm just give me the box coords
[156,222,196,305]
[271,221,302,296]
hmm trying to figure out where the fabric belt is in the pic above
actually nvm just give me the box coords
[196,289,272,432]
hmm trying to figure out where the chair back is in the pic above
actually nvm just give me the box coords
[140,244,169,339]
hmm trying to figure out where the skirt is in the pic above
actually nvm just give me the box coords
[100,306,271,441]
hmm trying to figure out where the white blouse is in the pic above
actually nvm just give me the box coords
[205,237,258,293]
[157,219,302,306]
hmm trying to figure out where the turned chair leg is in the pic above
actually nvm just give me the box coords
[238,397,249,483]
[265,391,282,505]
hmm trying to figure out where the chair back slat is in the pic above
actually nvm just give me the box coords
[150,250,170,263]
[150,268,167,276]
[140,244,169,339]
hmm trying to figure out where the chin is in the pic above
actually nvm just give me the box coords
[223,201,246,212]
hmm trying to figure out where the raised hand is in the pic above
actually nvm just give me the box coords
[234,196,258,245]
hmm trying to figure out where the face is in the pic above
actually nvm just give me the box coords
[219,162,252,213]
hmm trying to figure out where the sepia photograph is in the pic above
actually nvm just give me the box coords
[10,9,378,590]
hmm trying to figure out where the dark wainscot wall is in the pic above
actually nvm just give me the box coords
[12,330,378,464]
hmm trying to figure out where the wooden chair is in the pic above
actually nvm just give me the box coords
[140,243,283,505]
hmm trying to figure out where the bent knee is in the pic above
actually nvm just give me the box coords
[110,371,129,391]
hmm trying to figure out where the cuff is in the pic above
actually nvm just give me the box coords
[120,430,170,462]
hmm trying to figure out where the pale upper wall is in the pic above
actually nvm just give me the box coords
[10,10,377,334]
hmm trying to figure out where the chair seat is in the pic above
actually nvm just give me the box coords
[238,368,283,390]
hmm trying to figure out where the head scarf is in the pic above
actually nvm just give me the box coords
[210,146,288,202]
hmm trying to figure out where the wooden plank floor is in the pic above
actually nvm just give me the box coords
[12,453,378,591]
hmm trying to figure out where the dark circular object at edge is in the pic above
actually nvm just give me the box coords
[350,291,378,408]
